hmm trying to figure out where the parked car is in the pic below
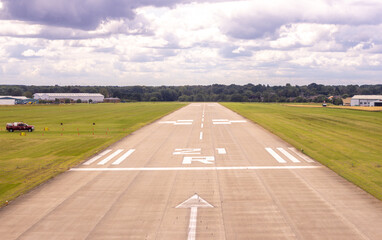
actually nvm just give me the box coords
[6,122,35,132]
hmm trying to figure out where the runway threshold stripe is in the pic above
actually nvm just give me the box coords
[112,149,135,165]
[288,147,315,163]
[83,150,112,165]
[97,149,124,165]
[70,166,321,171]
[265,148,287,163]
[277,147,300,163]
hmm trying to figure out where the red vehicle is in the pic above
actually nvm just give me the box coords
[6,122,35,132]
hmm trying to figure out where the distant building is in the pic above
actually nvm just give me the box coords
[0,96,28,105]
[33,93,104,103]
[104,98,121,103]
[350,95,382,107]
[342,97,352,106]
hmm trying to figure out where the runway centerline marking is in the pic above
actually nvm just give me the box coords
[83,149,112,165]
[70,166,322,171]
[176,194,214,240]
[112,149,135,165]
[97,149,124,165]
[199,132,203,140]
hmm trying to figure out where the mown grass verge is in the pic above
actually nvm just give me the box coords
[222,102,382,200]
[0,102,186,206]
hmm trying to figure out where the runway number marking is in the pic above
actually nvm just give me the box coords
[173,149,201,155]
[159,120,193,125]
[216,148,226,154]
[83,149,112,165]
[182,156,215,164]
[212,119,246,125]
[97,149,124,165]
[176,194,214,240]
[112,149,135,165]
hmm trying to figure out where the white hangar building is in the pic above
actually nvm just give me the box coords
[33,93,104,103]
[351,95,382,107]
[0,96,28,105]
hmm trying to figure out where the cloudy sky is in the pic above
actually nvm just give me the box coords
[0,0,381,86]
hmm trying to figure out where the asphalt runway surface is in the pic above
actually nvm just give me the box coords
[1,103,382,239]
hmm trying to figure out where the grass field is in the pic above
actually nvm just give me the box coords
[0,102,185,206]
[222,103,382,200]
[286,103,382,112]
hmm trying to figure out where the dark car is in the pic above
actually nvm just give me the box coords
[6,122,35,132]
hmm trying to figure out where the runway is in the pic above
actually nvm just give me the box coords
[1,103,381,239]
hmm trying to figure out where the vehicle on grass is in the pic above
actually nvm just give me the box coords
[6,122,35,132]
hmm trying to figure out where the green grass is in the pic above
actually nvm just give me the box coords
[222,103,382,200]
[0,102,186,206]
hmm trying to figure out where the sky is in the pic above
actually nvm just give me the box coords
[0,0,381,86]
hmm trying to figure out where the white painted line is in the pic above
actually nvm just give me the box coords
[159,120,193,125]
[174,122,193,125]
[265,148,287,163]
[83,149,112,165]
[199,132,203,140]
[288,148,315,163]
[112,149,135,165]
[217,148,226,154]
[70,166,322,171]
[159,121,176,124]
[201,123,203,128]
[202,118,204,122]
[277,148,300,163]
[97,149,124,165]
[188,207,197,240]
[183,156,215,164]
[176,194,213,240]
[229,120,247,123]
[173,148,201,155]
[213,122,230,125]
[212,119,229,122]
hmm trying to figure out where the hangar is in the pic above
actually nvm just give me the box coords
[0,96,28,105]
[351,95,382,107]
[33,93,104,103]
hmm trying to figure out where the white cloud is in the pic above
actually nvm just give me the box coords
[1,0,382,86]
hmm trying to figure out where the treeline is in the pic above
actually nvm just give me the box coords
[1,83,382,104]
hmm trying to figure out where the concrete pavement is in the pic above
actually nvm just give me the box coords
[1,103,381,239]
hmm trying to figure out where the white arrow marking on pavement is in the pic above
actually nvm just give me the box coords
[176,194,214,240]
[173,148,201,155]
[182,156,215,164]
[212,119,247,125]
[159,120,193,125]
